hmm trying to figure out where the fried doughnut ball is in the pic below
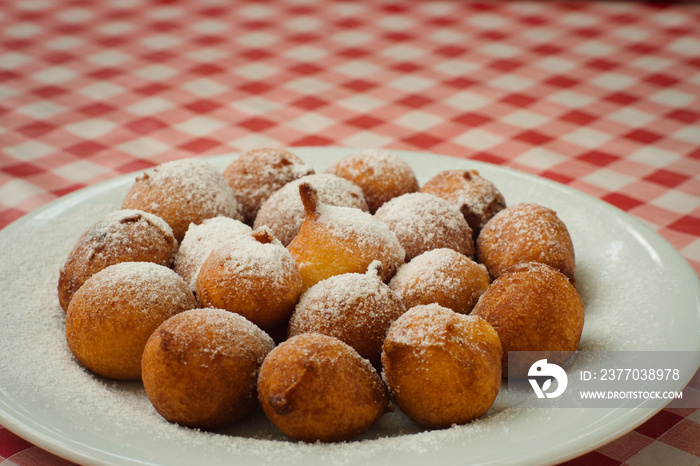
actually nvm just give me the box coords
[254,173,369,246]
[287,183,405,292]
[374,192,474,261]
[142,308,275,430]
[257,333,390,442]
[58,209,177,312]
[326,149,419,213]
[65,262,199,380]
[381,304,502,429]
[389,248,489,314]
[288,263,406,367]
[122,158,244,242]
[172,216,252,292]
[223,148,314,224]
[196,227,302,331]
[477,202,575,282]
[471,262,584,377]
[421,169,505,238]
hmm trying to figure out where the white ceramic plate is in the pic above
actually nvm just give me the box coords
[0,147,698,466]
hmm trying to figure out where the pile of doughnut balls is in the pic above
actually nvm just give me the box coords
[59,148,584,442]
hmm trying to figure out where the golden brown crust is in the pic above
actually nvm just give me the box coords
[141,308,274,430]
[287,184,405,292]
[374,192,474,261]
[476,202,575,282]
[470,261,584,377]
[381,304,502,429]
[195,228,303,331]
[326,149,419,213]
[288,268,406,367]
[421,169,506,238]
[389,248,489,314]
[57,209,177,312]
[122,158,243,242]
[257,333,389,442]
[65,262,199,380]
[223,148,314,224]
[172,216,252,292]
[253,173,369,247]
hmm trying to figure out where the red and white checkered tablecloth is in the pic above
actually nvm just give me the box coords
[0,0,698,465]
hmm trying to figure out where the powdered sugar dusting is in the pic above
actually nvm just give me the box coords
[326,148,419,213]
[204,231,298,289]
[332,149,414,180]
[477,202,575,281]
[482,203,571,254]
[224,148,315,223]
[76,261,198,318]
[254,173,369,246]
[385,303,492,362]
[374,192,474,261]
[160,308,275,363]
[293,273,399,326]
[58,208,179,310]
[122,158,244,240]
[289,272,406,364]
[386,304,461,348]
[330,149,416,189]
[133,159,240,214]
[389,248,489,314]
[317,202,397,246]
[317,202,406,267]
[63,208,177,274]
[173,216,252,291]
[81,209,174,243]
[421,169,506,233]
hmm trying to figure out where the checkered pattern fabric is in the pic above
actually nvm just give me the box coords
[0,0,698,465]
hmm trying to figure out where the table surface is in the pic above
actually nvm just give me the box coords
[0,1,698,465]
